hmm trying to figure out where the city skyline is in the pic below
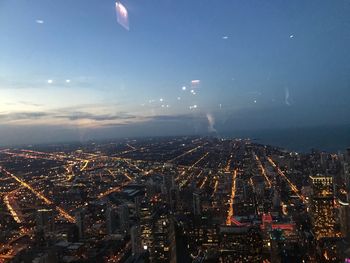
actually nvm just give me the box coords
[1,136,350,262]
[1,0,350,145]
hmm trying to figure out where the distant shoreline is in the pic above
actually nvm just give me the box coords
[1,124,349,154]
[220,124,350,153]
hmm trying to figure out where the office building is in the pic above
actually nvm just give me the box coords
[309,175,336,240]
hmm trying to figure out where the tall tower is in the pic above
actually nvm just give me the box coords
[36,208,55,232]
[139,199,153,253]
[152,215,173,262]
[163,173,175,191]
[163,173,177,209]
[118,204,129,234]
[343,162,350,190]
[339,202,350,240]
[342,149,350,190]
[75,210,85,240]
[193,191,202,216]
[130,225,142,256]
[309,175,336,240]
[106,206,117,235]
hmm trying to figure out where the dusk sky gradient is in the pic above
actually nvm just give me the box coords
[1,0,350,145]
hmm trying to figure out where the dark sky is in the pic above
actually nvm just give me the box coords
[0,0,350,145]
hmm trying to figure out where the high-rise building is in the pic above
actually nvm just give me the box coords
[152,215,171,262]
[168,187,179,212]
[139,199,153,253]
[345,148,350,163]
[134,195,142,219]
[106,206,117,235]
[260,213,301,262]
[36,208,55,232]
[193,191,202,216]
[339,202,350,240]
[118,204,129,234]
[219,225,263,262]
[131,225,143,256]
[309,175,336,240]
[343,162,350,190]
[187,216,219,253]
[272,189,281,211]
[162,173,178,211]
[163,173,175,192]
[75,210,85,240]
[146,179,157,198]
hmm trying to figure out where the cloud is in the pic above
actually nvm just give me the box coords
[0,112,48,121]
[55,111,136,121]
[18,101,43,107]
[0,101,349,146]
[0,111,211,145]
[0,110,138,123]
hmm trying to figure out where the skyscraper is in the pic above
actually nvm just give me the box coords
[309,175,336,240]
[106,206,117,235]
[219,225,263,262]
[193,191,202,216]
[163,173,175,191]
[139,199,153,252]
[131,225,142,256]
[343,162,350,190]
[75,210,85,240]
[36,208,55,232]
[118,204,129,234]
[339,201,350,240]
[152,215,171,262]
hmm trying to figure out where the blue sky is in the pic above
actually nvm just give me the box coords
[0,0,350,144]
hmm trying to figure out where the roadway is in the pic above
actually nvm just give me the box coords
[267,157,305,202]
[0,166,75,223]
[226,169,238,225]
[254,154,272,188]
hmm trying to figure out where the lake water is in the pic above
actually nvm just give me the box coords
[220,124,350,153]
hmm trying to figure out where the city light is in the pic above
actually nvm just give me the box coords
[0,137,347,261]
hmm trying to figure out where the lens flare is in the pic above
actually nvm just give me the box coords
[115,2,129,30]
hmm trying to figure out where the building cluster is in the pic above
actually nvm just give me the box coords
[0,138,350,262]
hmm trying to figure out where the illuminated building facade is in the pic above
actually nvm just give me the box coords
[219,225,263,262]
[187,215,219,252]
[152,215,171,262]
[139,198,154,253]
[310,175,336,240]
